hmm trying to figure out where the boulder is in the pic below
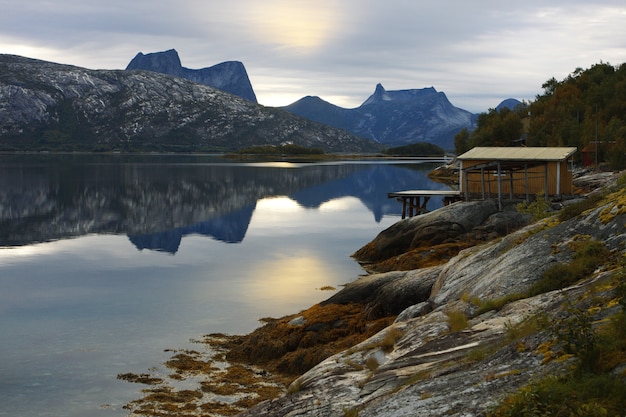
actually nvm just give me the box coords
[321,267,442,319]
[353,200,500,263]
[432,198,626,307]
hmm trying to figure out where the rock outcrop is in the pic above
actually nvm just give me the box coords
[235,176,626,417]
[126,49,258,102]
[353,199,531,272]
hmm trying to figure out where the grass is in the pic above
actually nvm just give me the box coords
[343,407,359,417]
[446,310,468,332]
[473,293,525,316]
[379,327,404,352]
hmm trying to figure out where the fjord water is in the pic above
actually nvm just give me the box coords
[0,154,451,417]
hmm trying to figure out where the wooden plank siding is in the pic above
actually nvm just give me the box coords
[460,159,573,197]
[457,147,577,206]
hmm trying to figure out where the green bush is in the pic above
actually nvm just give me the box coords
[516,193,551,221]
[491,256,626,417]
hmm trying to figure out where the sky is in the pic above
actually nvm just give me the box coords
[1,1,625,113]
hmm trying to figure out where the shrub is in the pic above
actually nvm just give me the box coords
[491,262,626,417]
[516,193,551,221]
[365,356,380,371]
[379,327,403,352]
[548,302,599,373]
[446,310,468,332]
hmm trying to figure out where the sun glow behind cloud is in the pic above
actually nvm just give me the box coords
[247,0,341,51]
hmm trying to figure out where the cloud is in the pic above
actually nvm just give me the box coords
[1,0,625,112]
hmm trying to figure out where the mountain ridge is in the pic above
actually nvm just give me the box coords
[0,54,379,153]
[283,83,478,150]
[126,49,258,102]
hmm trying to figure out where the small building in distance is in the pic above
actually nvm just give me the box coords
[457,147,577,207]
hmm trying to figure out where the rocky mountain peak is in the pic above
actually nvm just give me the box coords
[126,49,183,76]
[125,49,258,103]
[362,84,439,106]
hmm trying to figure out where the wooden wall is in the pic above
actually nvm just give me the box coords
[461,160,573,198]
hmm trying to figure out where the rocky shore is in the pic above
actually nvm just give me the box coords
[120,169,626,417]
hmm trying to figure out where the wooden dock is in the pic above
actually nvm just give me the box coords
[387,190,462,219]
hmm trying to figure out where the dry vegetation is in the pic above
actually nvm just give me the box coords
[119,303,394,416]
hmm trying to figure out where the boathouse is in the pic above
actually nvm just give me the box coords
[457,147,577,208]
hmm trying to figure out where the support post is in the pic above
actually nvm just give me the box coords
[525,164,529,203]
[543,162,549,201]
[497,162,502,210]
[459,161,465,200]
[556,161,561,197]
[480,167,485,200]
[464,169,469,202]
[401,198,407,219]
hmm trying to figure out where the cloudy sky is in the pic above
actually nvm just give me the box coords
[1,1,625,112]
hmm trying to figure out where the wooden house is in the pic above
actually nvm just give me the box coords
[457,147,577,207]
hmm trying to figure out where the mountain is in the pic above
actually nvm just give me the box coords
[126,49,258,102]
[496,97,523,111]
[0,54,379,153]
[283,83,476,150]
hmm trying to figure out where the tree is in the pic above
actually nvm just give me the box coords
[465,106,525,149]
[454,128,470,155]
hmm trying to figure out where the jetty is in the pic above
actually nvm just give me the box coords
[387,190,461,219]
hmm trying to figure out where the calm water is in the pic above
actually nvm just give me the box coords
[0,154,451,417]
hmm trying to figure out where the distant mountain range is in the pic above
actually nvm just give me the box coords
[0,50,522,152]
[283,84,479,149]
[122,50,521,150]
[0,54,378,153]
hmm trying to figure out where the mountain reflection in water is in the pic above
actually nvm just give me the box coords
[0,154,452,253]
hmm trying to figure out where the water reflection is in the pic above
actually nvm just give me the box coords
[0,155,453,417]
[0,155,451,253]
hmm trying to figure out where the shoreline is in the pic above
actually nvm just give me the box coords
[116,164,498,416]
[118,167,623,416]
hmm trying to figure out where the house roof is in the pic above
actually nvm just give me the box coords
[458,147,577,161]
